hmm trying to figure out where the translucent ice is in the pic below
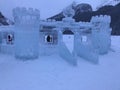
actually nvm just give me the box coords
[14,28,39,59]
[58,41,77,66]
[13,7,40,59]
[91,15,111,54]
[58,31,77,66]
[74,32,99,64]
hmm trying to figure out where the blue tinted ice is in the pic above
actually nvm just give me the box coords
[13,7,40,59]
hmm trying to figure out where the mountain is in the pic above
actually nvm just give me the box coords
[0,12,13,26]
[97,0,120,10]
[48,3,92,21]
[49,2,120,35]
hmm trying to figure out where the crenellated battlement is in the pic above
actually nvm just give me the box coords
[91,15,111,24]
[13,7,40,26]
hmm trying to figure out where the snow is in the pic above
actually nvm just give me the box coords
[97,0,120,10]
[0,36,120,90]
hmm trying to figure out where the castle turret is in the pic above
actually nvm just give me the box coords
[13,7,40,59]
[91,15,112,54]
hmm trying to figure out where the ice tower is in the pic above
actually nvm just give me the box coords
[91,15,112,54]
[13,7,40,59]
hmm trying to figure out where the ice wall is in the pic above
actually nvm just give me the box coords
[74,32,99,64]
[0,27,15,55]
[91,15,111,54]
[39,30,58,56]
[13,7,40,59]
[58,31,77,66]
[0,32,2,44]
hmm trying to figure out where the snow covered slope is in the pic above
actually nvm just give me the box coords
[0,36,120,90]
[97,0,120,9]
[105,0,120,6]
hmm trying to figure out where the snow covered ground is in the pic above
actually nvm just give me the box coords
[0,36,120,90]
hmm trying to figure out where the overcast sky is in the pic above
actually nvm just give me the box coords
[0,0,106,20]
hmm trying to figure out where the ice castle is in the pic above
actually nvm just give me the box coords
[0,4,112,65]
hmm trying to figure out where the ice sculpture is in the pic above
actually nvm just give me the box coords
[0,27,14,55]
[0,6,112,65]
[58,31,77,66]
[63,1,76,18]
[91,15,111,54]
[13,7,40,59]
[58,42,77,66]
[74,32,99,64]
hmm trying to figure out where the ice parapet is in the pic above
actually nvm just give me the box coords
[0,27,14,55]
[13,7,40,59]
[13,7,40,26]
